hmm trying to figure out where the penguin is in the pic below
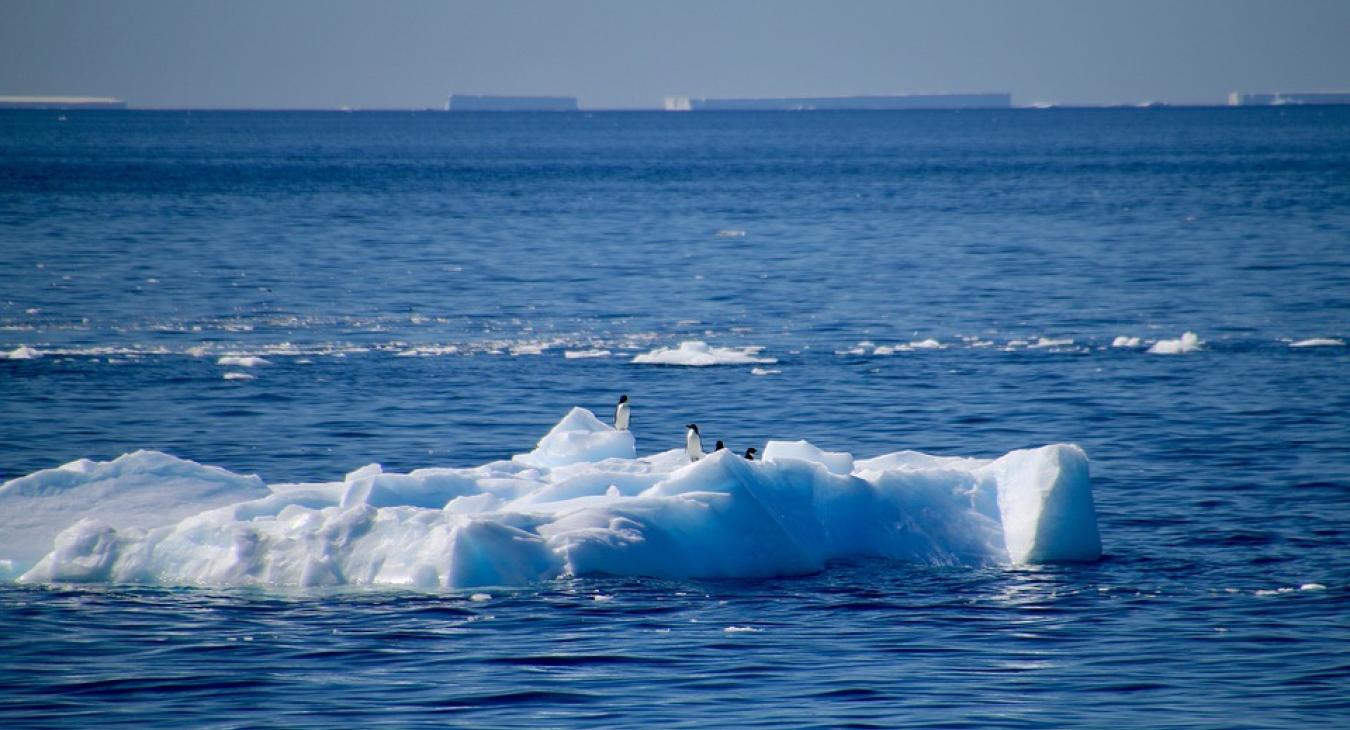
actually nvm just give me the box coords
[614,394,630,431]
[714,440,725,452]
[685,423,703,462]
[744,447,757,460]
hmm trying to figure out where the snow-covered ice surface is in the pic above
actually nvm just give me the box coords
[2,408,1099,587]
[632,341,776,366]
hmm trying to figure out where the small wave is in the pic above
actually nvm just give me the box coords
[222,372,255,381]
[750,367,781,376]
[714,229,747,238]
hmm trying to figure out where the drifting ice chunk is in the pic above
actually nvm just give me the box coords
[216,356,270,367]
[4,409,1102,587]
[514,407,637,468]
[1112,336,1142,348]
[1148,332,1203,355]
[1289,338,1343,348]
[632,341,775,366]
[2,345,41,360]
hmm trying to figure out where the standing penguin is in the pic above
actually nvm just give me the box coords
[743,447,757,460]
[614,394,630,431]
[685,423,703,462]
[714,440,725,452]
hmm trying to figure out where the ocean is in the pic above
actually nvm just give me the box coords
[1,108,1347,727]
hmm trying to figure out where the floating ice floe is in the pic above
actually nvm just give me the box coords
[1112,336,1142,348]
[564,349,612,359]
[1289,338,1344,348]
[1148,332,1203,355]
[632,341,776,366]
[874,339,945,355]
[216,356,271,368]
[750,367,781,376]
[2,345,41,360]
[0,407,1102,588]
[222,372,255,381]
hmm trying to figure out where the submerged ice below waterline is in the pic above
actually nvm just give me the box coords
[0,408,1101,588]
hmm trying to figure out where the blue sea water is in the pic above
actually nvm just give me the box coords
[1,108,1348,727]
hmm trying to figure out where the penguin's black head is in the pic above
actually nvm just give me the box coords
[686,423,699,433]
[715,440,725,450]
[744,447,757,459]
[618,394,627,404]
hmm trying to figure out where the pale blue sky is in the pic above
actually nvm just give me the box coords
[2,0,1347,108]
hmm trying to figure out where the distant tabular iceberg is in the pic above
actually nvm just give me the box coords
[1228,91,1350,106]
[664,93,1011,111]
[446,94,579,111]
[0,96,126,109]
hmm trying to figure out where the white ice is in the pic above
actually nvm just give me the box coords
[1,408,1101,588]
[1148,332,1203,355]
[632,341,776,366]
[216,356,271,367]
[564,349,612,359]
[2,345,41,360]
[1112,336,1142,348]
[1289,338,1344,348]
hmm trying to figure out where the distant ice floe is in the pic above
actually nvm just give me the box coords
[564,349,612,359]
[222,372,255,381]
[1,345,41,360]
[750,367,781,376]
[1289,338,1344,348]
[1,407,1101,588]
[1148,332,1204,355]
[216,356,270,368]
[873,339,946,355]
[396,345,460,357]
[1112,336,1142,348]
[632,341,776,366]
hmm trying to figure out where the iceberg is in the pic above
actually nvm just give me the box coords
[1148,332,1203,355]
[1,408,1101,588]
[2,345,41,360]
[632,341,776,366]
[216,355,271,367]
